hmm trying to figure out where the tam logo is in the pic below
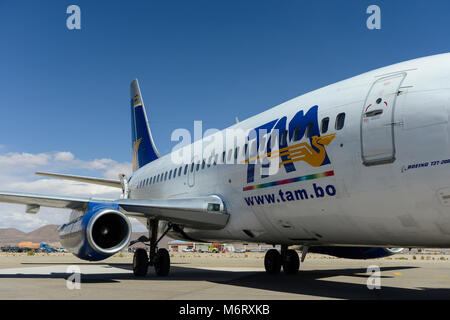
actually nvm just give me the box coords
[245,105,335,183]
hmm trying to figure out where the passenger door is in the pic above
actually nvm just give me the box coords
[361,73,406,166]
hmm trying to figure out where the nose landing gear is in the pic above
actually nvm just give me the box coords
[264,245,300,275]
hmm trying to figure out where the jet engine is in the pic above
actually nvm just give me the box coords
[59,202,132,261]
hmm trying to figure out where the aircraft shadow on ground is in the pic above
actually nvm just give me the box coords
[1,263,450,299]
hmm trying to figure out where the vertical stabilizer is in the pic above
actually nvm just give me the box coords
[130,79,160,171]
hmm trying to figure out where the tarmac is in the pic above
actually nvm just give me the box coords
[1,251,450,300]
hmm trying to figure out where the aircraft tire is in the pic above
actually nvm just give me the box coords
[264,249,282,274]
[154,248,170,276]
[133,248,149,277]
[283,249,300,275]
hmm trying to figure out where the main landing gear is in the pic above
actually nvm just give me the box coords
[264,245,300,275]
[132,220,172,277]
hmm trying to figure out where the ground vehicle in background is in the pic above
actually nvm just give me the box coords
[39,243,56,253]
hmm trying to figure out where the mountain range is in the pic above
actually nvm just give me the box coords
[0,225,171,248]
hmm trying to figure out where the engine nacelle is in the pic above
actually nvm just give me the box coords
[59,202,132,261]
[308,246,404,259]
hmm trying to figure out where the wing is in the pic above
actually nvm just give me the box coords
[118,195,228,229]
[0,191,229,230]
[0,191,90,210]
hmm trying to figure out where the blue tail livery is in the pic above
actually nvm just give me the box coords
[130,79,160,171]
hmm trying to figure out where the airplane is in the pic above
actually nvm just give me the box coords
[1,52,450,277]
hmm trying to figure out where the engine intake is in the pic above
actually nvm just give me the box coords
[59,203,132,261]
[87,209,132,255]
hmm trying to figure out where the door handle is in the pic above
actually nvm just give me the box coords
[384,121,404,127]
[364,109,383,117]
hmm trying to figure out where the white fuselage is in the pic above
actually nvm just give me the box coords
[129,53,450,248]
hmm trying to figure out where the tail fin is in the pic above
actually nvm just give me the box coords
[130,79,160,171]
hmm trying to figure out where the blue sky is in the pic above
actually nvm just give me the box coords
[1,0,450,162]
[0,0,450,230]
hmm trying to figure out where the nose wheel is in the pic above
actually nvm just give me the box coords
[264,245,300,275]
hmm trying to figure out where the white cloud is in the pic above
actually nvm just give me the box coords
[0,150,142,232]
[103,162,132,179]
[0,152,51,168]
[54,151,75,162]
[79,158,116,170]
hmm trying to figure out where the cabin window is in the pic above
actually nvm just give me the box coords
[259,136,267,153]
[234,147,239,160]
[213,154,218,165]
[227,149,233,162]
[168,170,172,179]
[196,162,200,171]
[292,126,302,141]
[207,156,212,167]
[184,164,188,175]
[321,117,329,133]
[178,166,182,176]
[249,140,257,158]
[306,123,314,138]
[190,163,194,172]
[280,130,288,146]
[201,159,206,169]
[243,144,248,157]
[149,177,153,184]
[222,151,226,163]
[336,113,345,130]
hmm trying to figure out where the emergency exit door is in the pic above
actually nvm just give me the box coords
[361,73,406,166]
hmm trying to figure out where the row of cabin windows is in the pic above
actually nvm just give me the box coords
[136,157,220,189]
[263,113,345,147]
[136,113,345,189]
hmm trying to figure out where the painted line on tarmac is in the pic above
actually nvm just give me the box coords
[0,265,130,275]
[194,267,264,272]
